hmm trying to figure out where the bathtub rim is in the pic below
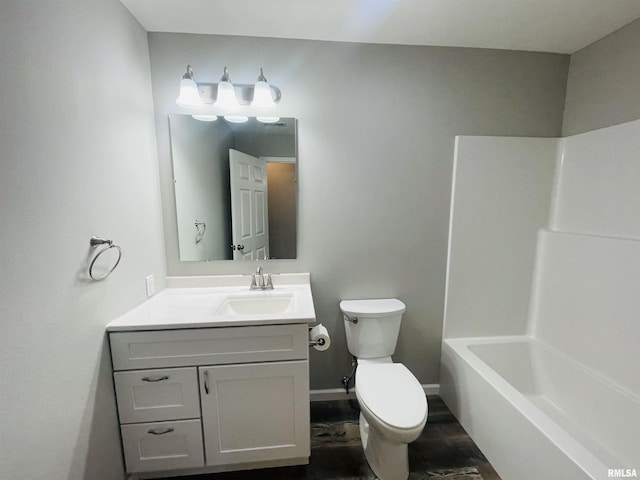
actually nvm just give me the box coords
[443,335,612,479]
[452,334,639,403]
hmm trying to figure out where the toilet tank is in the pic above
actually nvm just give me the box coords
[340,298,406,359]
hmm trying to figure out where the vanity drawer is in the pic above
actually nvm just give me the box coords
[114,367,200,424]
[121,419,204,473]
[110,324,308,370]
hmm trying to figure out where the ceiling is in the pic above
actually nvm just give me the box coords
[120,0,640,54]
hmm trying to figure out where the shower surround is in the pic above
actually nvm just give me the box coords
[440,120,640,480]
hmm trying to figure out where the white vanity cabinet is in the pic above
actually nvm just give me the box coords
[109,323,310,477]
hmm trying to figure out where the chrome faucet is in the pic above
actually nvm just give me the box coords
[256,266,264,287]
[250,266,273,290]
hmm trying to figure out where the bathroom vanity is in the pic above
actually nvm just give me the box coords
[106,274,316,479]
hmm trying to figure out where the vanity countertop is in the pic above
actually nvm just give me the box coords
[106,273,316,331]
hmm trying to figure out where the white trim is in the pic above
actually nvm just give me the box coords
[136,457,308,478]
[310,388,354,402]
[261,156,296,164]
[165,273,310,288]
[310,384,439,402]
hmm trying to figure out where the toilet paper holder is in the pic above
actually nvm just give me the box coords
[309,337,326,348]
[308,324,331,351]
[308,326,326,347]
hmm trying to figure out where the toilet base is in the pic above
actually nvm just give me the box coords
[359,412,409,480]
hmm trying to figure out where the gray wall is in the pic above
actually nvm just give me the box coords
[0,1,166,479]
[563,18,640,136]
[170,116,233,260]
[149,33,569,390]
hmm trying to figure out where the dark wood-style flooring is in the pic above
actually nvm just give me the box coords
[162,396,501,480]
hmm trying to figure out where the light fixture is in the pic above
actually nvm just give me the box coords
[176,65,204,108]
[175,65,282,112]
[250,68,276,109]
[192,114,218,122]
[224,115,249,123]
[214,67,239,109]
[256,116,280,124]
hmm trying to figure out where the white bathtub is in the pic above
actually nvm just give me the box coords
[440,336,639,480]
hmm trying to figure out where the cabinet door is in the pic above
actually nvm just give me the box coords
[200,361,310,466]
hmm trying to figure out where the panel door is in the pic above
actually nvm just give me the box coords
[229,149,269,260]
[200,361,310,466]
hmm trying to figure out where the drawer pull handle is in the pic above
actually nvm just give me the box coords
[141,375,169,382]
[204,370,209,394]
[147,427,174,435]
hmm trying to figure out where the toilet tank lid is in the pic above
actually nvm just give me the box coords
[340,298,405,317]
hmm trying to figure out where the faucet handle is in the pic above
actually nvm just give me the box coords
[265,274,273,289]
[249,274,258,289]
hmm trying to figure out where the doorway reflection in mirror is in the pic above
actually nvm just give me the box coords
[169,115,297,261]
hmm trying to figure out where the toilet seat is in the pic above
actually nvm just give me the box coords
[355,363,427,430]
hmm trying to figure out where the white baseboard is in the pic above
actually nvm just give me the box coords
[310,384,439,402]
[309,388,354,402]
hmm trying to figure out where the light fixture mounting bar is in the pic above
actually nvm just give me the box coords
[197,82,281,105]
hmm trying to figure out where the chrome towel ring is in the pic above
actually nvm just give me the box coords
[89,236,122,280]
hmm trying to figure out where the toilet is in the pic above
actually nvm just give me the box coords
[340,298,428,480]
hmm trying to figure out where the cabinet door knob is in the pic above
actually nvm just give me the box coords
[141,375,169,382]
[147,427,174,435]
[204,370,209,394]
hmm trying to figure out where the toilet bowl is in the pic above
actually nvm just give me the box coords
[356,363,428,442]
[340,298,428,480]
[356,363,428,480]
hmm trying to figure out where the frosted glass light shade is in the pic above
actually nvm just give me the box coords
[192,114,218,122]
[224,115,248,123]
[251,80,275,109]
[176,78,204,108]
[215,81,239,109]
[257,116,280,124]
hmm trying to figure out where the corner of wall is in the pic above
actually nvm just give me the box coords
[561,18,640,136]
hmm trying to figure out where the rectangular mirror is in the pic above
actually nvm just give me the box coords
[169,115,297,261]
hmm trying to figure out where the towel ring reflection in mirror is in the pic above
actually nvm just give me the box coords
[195,220,206,244]
[89,237,122,280]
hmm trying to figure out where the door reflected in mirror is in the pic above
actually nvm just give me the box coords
[169,115,297,261]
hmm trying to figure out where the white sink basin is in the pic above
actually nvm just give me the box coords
[217,293,295,315]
